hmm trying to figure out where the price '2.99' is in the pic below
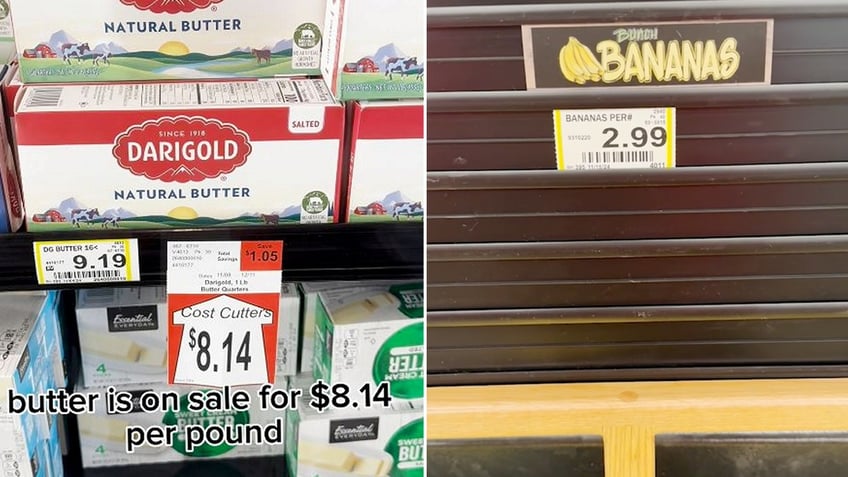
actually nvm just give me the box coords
[602,127,667,149]
[73,253,126,269]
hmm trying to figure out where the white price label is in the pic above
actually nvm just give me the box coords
[33,239,139,285]
[553,107,676,171]
[166,241,283,388]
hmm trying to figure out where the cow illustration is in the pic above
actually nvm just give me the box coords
[384,56,423,80]
[70,208,99,227]
[392,202,423,220]
[101,216,121,228]
[260,214,279,225]
[93,51,111,66]
[61,42,91,64]
[252,49,272,64]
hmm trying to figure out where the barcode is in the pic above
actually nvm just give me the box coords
[51,269,122,281]
[25,88,63,108]
[80,287,117,304]
[581,151,655,164]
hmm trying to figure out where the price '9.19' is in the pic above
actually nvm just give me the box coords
[73,253,127,269]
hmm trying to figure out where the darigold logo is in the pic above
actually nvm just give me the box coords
[120,0,224,14]
[112,116,252,184]
[559,29,740,85]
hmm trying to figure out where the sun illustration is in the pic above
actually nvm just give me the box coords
[159,41,190,56]
[168,206,198,220]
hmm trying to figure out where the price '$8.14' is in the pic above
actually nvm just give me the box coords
[188,327,252,374]
[310,380,393,413]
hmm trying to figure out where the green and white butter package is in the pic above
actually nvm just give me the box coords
[312,283,424,408]
[285,389,423,477]
[77,382,285,467]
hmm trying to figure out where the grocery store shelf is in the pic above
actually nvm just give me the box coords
[0,223,423,290]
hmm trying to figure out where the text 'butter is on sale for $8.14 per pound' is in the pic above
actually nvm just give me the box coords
[14,79,345,231]
[9,0,326,83]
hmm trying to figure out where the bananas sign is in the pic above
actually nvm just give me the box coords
[522,20,773,89]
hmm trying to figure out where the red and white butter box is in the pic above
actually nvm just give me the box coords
[346,100,424,223]
[14,79,345,231]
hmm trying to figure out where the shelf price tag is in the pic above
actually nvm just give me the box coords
[33,239,140,285]
[553,107,676,171]
[166,241,284,388]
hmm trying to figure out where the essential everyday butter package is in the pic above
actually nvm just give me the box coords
[321,0,424,100]
[313,283,424,408]
[77,285,301,387]
[77,382,285,468]
[286,393,423,477]
[0,292,66,477]
[347,101,423,223]
[76,287,169,387]
[15,79,343,231]
[10,0,325,83]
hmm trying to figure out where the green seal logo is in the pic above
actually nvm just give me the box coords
[294,23,322,49]
[302,191,329,215]
[372,321,424,400]
[162,393,250,457]
[384,419,424,477]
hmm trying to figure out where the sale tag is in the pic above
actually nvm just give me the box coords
[33,239,139,285]
[553,107,676,171]
[166,241,283,388]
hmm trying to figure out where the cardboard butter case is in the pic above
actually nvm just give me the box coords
[346,101,423,223]
[0,292,66,477]
[10,0,325,83]
[76,284,301,387]
[15,78,344,231]
[321,0,424,101]
[285,379,423,477]
[313,283,424,409]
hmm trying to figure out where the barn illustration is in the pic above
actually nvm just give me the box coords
[22,43,56,59]
[353,202,387,216]
[343,57,380,73]
[31,209,65,223]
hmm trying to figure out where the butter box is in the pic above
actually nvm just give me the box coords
[313,283,424,408]
[346,101,423,223]
[286,393,423,477]
[15,79,343,231]
[77,381,285,468]
[77,284,301,387]
[321,0,424,101]
[10,0,325,83]
[0,292,66,477]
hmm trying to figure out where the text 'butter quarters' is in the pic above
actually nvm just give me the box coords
[14,79,344,232]
[522,19,774,89]
[9,0,325,83]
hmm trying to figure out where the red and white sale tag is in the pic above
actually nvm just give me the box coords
[166,241,284,387]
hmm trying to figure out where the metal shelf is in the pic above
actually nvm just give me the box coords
[0,223,424,291]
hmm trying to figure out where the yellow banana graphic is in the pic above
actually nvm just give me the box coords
[559,43,586,85]
[572,37,604,82]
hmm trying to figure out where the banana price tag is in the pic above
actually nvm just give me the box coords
[553,107,675,171]
[166,241,284,388]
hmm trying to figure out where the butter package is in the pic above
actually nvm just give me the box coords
[76,287,169,387]
[321,0,424,100]
[298,280,396,374]
[0,5,13,64]
[10,0,325,83]
[313,283,424,408]
[77,285,301,387]
[286,395,423,477]
[347,101,423,223]
[0,292,67,477]
[77,381,285,468]
[15,79,343,231]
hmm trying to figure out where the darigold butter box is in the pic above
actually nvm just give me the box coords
[15,79,344,231]
[347,101,423,223]
[10,0,325,83]
[321,0,424,101]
